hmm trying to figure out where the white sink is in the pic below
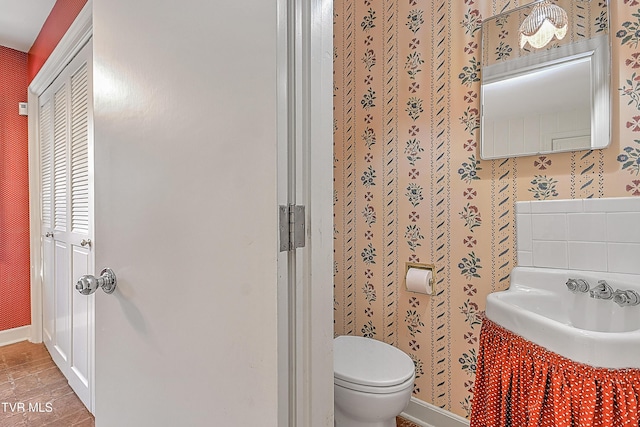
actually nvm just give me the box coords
[486,267,640,369]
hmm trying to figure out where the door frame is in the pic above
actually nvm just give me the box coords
[277,0,334,425]
[28,0,92,347]
[28,0,93,410]
[28,1,94,410]
[278,0,333,427]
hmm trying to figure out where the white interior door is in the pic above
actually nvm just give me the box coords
[91,0,333,425]
[39,40,94,412]
[92,1,280,425]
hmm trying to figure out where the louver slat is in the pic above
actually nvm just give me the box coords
[70,64,89,234]
[53,87,67,232]
[40,100,53,229]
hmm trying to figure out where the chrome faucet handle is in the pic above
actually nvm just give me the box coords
[589,280,614,300]
[566,278,589,293]
[613,289,640,307]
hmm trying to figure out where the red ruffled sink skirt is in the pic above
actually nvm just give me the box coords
[471,319,640,427]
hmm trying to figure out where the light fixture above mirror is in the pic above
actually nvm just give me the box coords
[519,0,569,49]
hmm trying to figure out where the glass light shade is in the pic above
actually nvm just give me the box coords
[519,0,569,49]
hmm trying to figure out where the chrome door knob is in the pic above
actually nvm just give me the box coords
[76,268,117,295]
[80,239,92,247]
[45,232,54,237]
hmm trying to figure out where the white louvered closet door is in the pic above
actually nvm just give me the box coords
[39,40,94,413]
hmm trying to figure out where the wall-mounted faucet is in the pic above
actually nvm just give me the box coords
[613,289,640,307]
[565,278,590,293]
[566,278,640,307]
[589,280,614,300]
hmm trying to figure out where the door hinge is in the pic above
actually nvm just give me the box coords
[279,204,305,252]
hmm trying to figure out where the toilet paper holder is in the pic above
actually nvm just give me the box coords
[405,262,436,293]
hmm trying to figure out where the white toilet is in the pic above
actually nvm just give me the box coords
[334,335,416,427]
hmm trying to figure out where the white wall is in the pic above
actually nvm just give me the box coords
[92,1,280,425]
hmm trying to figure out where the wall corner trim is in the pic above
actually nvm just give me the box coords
[0,326,32,348]
[401,397,471,427]
[29,0,92,96]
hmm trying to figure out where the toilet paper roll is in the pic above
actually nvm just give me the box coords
[406,268,433,295]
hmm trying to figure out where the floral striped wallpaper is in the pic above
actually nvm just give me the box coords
[333,0,639,418]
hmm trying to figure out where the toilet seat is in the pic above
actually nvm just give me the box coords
[334,335,415,394]
[335,373,415,394]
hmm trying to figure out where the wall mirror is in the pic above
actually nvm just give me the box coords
[480,0,610,160]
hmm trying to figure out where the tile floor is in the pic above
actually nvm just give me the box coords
[0,341,94,427]
[396,416,421,427]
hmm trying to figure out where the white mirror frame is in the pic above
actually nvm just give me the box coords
[480,31,611,160]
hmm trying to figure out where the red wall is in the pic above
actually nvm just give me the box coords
[27,0,88,82]
[0,47,30,331]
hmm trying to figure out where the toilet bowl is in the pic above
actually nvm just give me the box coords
[334,335,415,427]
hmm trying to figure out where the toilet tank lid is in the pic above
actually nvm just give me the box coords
[334,335,415,387]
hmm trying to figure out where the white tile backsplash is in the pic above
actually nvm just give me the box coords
[517,251,533,267]
[568,241,608,271]
[583,197,640,213]
[516,214,532,251]
[530,199,583,213]
[606,212,640,243]
[515,197,640,274]
[532,240,568,268]
[531,214,567,240]
[515,201,531,214]
[567,213,607,242]
[607,243,640,275]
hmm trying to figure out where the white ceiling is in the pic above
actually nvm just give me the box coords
[0,0,56,52]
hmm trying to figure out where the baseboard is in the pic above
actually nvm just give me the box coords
[400,397,470,427]
[0,325,31,347]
